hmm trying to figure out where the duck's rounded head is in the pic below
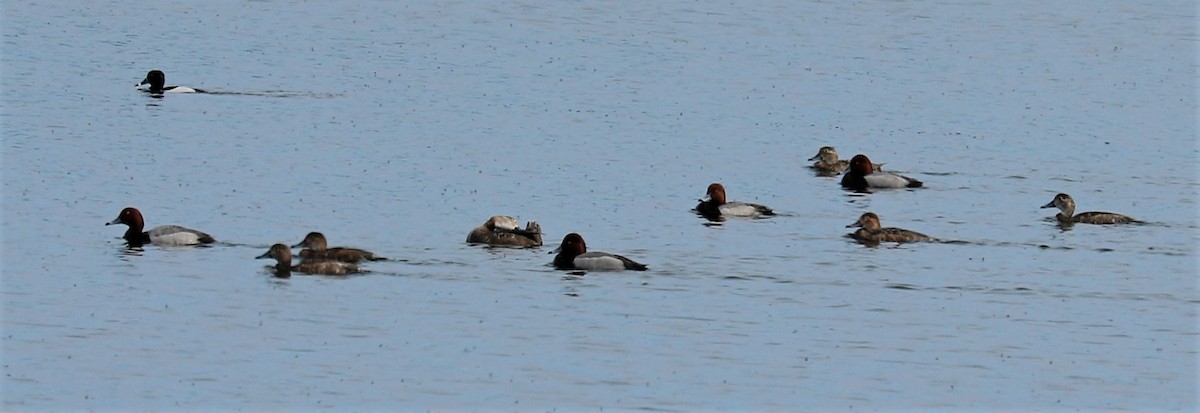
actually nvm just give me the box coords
[106,207,145,229]
[1041,193,1074,211]
[847,212,882,230]
[704,183,728,205]
[848,154,875,175]
[809,146,839,162]
[140,70,166,89]
[555,233,587,255]
[257,243,293,262]
[293,232,328,249]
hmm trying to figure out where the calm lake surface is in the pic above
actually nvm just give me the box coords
[3,1,1197,411]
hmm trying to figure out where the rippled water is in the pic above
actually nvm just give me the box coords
[3,1,1197,411]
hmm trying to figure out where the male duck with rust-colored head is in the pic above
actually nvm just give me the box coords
[106,207,215,246]
[695,183,774,220]
[840,154,921,191]
[552,233,647,271]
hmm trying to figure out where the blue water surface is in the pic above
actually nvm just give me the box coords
[2,1,1196,411]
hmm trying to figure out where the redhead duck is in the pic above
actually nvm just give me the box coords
[466,215,543,247]
[1040,193,1136,224]
[847,212,932,244]
[841,154,921,190]
[106,207,215,246]
[138,70,204,94]
[808,146,884,175]
[292,232,385,263]
[695,183,774,219]
[257,244,357,277]
[552,233,647,271]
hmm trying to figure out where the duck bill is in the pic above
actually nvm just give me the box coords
[807,154,820,161]
[105,217,121,226]
[255,251,272,259]
[1040,201,1055,209]
[846,222,862,228]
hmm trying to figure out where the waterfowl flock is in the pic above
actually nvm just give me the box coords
[116,71,1143,276]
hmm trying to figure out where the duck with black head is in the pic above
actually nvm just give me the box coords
[137,70,204,94]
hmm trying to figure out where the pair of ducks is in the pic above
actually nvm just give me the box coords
[466,216,647,272]
[844,192,1138,246]
[256,233,386,277]
[807,146,923,190]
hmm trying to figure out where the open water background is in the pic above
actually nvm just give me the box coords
[2,1,1197,411]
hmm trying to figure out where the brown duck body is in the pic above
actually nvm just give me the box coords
[847,212,932,244]
[293,232,385,263]
[257,244,358,277]
[466,216,543,247]
[1041,193,1136,224]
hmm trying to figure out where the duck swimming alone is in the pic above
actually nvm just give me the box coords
[257,244,358,277]
[106,207,215,246]
[292,232,385,263]
[840,154,922,191]
[138,70,204,94]
[552,233,647,271]
[466,215,543,247]
[847,212,932,244]
[695,183,774,219]
[1040,193,1136,224]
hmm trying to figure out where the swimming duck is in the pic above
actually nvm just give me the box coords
[847,212,932,244]
[292,232,385,263]
[695,183,774,219]
[257,244,357,277]
[137,70,203,94]
[106,207,215,246]
[466,215,543,247]
[552,233,647,271]
[841,154,922,190]
[1040,193,1136,224]
[808,146,883,175]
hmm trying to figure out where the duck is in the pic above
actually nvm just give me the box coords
[552,233,647,271]
[695,183,774,219]
[847,212,932,244]
[1040,193,1136,224]
[292,232,385,263]
[106,207,215,246]
[137,70,204,94]
[256,244,357,277]
[840,154,922,190]
[808,146,885,175]
[466,215,543,247]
